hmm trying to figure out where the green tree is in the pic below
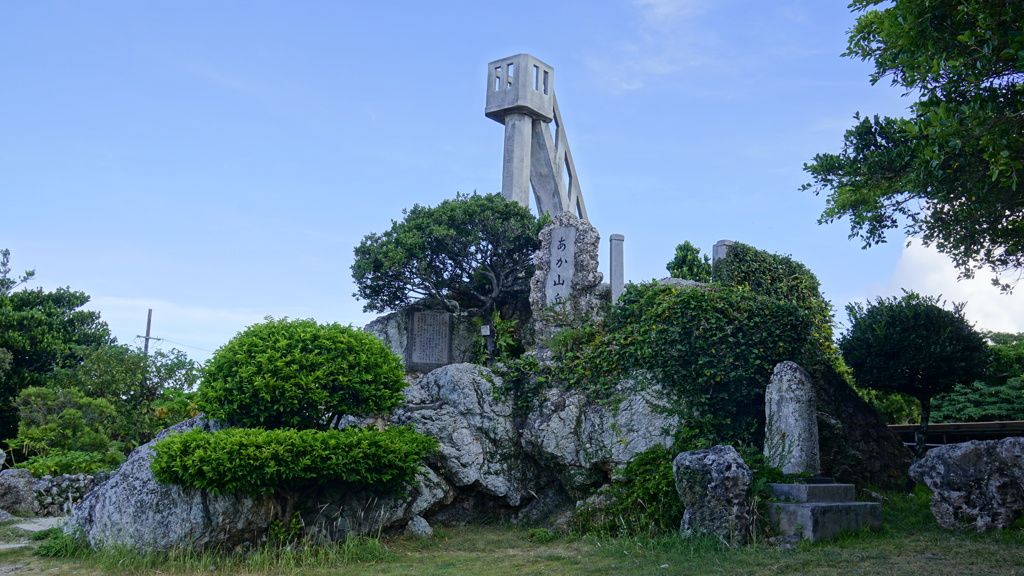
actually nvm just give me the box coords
[352,193,542,315]
[0,251,113,440]
[932,331,1024,422]
[803,0,1024,288]
[48,345,199,450]
[666,241,712,282]
[840,291,988,459]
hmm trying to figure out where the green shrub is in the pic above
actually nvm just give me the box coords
[14,449,124,476]
[7,386,118,457]
[931,378,1024,422]
[151,426,437,498]
[198,317,406,429]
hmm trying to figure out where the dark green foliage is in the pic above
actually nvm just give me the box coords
[352,193,542,314]
[840,291,989,457]
[666,241,711,282]
[151,426,437,497]
[48,345,199,450]
[197,317,405,429]
[803,0,1024,288]
[0,251,113,439]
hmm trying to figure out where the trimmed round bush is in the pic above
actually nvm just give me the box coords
[198,317,405,429]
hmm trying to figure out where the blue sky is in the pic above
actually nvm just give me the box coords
[3,0,1021,362]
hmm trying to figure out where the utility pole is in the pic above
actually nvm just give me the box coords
[139,308,161,354]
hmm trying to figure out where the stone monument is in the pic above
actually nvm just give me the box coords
[764,361,820,475]
[486,54,587,220]
[530,212,603,341]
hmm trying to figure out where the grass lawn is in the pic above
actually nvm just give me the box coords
[1,488,1022,575]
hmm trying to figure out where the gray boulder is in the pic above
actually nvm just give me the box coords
[65,417,277,551]
[521,381,678,488]
[909,438,1024,531]
[0,469,37,516]
[393,363,538,506]
[674,445,753,543]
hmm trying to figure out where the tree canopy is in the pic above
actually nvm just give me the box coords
[0,251,113,440]
[666,241,712,282]
[840,291,988,458]
[352,193,542,314]
[803,0,1024,288]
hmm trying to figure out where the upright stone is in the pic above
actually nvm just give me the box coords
[609,234,624,302]
[530,212,603,341]
[765,361,820,475]
[673,445,753,543]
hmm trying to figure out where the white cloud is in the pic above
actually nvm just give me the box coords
[588,0,713,91]
[869,241,1024,334]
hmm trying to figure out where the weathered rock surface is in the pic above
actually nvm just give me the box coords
[909,438,1024,531]
[66,417,277,551]
[521,382,677,488]
[393,363,537,506]
[0,469,37,516]
[674,445,753,543]
[765,361,819,475]
[303,467,451,541]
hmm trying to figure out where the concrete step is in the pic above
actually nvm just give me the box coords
[768,482,855,503]
[767,501,882,542]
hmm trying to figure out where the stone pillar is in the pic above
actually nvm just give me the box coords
[712,239,735,264]
[530,212,603,341]
[609,234,625,302]
[764,361,820,476]
[501,113,532,208]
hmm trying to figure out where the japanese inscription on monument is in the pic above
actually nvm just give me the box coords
[408,311,451,370]
[545,226,576,306]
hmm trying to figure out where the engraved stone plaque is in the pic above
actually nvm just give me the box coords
[545,226,576,306]
[407,310,452,371]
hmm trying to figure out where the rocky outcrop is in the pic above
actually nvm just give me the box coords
[909,438,1024,531]
[393,363,538,506]
[65,417,277,551]
[521,381,677,489]
[0,469,37,516]
[67,416,451,550]
[673,445,753,544]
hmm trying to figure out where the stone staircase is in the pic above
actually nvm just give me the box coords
[767,481,881,542]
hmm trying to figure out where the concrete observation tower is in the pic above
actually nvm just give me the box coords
[485,54,588,220]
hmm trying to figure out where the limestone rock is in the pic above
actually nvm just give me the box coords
[765,361,820,475]
[0,448,6,468]
[0,469,38,516]
[673,445,753,543]
[393,363,537,506]
[909,438,1024,531]
[405,515,433,537]
[304,467,451,541]
[65,417,277,551]
[521,382,677,488]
